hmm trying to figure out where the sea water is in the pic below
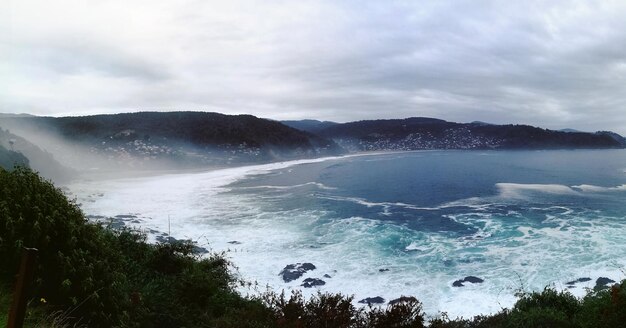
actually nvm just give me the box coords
[66,150,626,318]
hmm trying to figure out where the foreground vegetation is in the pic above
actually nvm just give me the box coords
[1,167,625,327]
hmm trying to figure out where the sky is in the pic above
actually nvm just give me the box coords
[2,0,626,133]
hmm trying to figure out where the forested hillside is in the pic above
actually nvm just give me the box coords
[309,117,625,151]
[0,112,343,170]
[0,128,71,181]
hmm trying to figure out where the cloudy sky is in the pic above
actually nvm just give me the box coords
[2,0,626,133]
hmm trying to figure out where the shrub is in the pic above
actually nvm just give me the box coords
[576,281,626,328]
[0,167,274,327]
[0,167,129,324]
[506,288,581,328]
[263,291,425,328]
[362,298,425,328]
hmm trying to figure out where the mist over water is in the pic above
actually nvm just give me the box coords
[66,150,626,318]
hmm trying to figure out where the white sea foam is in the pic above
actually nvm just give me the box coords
[571,184,626,193]
[318,194,455,212]
[65,151,626,319]
[494,182,626,198]
[405,242,430,252]
[239,182,337,191]
[496,183,579,198]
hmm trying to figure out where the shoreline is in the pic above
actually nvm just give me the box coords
[63,149,626,319]
[66,150,405,184]
[65,148,626,185]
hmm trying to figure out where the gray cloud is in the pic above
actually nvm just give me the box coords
[8,37,170,80]
[1,0,626,133]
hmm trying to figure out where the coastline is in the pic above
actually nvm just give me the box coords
[63,149,626,319]
[65,150,405,184]
[65,148,626,185]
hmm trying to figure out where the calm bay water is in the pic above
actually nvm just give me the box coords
[69,149,626,317]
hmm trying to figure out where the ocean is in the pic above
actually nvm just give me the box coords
[66,149,626,318]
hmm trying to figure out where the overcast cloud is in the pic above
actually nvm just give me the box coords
[2,0,626,133]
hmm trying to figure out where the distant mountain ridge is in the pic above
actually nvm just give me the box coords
[559,128,582,133]
[0,113,35,118]
[288,117,625,151]
[2,113,624,177]
[281,119,339,133]
[0,112,343,170]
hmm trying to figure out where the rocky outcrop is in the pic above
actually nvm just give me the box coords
[388,296,418,305]
[301,278,326,288]
[452,276,484,287]
[594,277,616,291]
[359,297,385,305]
[279,263,316,282]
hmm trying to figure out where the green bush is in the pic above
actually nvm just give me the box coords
[576,281,626,328]
[363,298,425,328]
[265,291,357,328]
[0,167,274,327]
[506,288,580,328]
[263,291,425,328]
[428,285,626,328]
[0,167,129,324]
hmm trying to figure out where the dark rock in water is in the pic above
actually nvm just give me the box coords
[301,278,325,288]
[452,280,465,287]
[227,241,242,244]
[279,263,316,282]
[452,276,484,287]
[566,277,592,285]
[379,268,390,272]
[301,263,316,271]
[464,276,484,284]
[594,277,616,291]
[359,297,385,305]
[596,277,615,285]
[388,296,417,306]
[323,274,332,278]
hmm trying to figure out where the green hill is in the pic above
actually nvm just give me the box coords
[1,112,343,169]
[311,117,626,151]
[0,144,29,170]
